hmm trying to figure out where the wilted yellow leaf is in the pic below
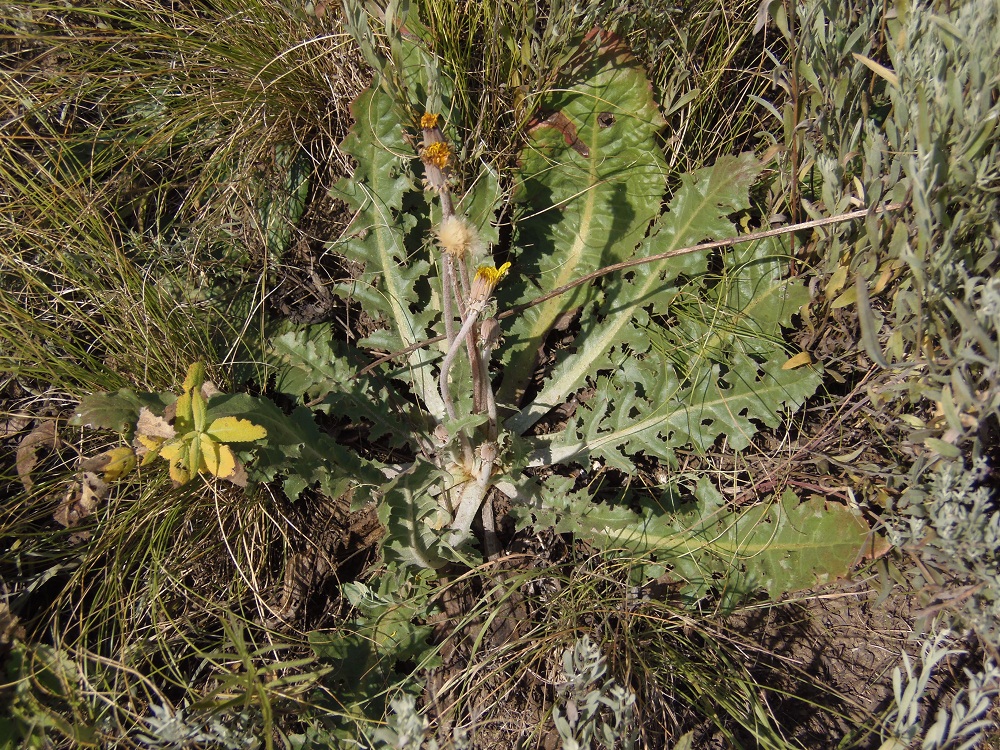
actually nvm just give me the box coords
[206,416,267,443]
[159,440,184,463]
[168,461,190,484]
[781,351,813,370]
[161,439,192,484]
[135,434,164,465]
[199,434,236,478]
[851,52,898,87]
[101,446,136,481]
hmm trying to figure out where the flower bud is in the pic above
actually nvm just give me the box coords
[469,263,511,308]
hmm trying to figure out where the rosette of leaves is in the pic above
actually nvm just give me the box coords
[72,361,379,502]
[268,14,876,598]
[132,363,267,484]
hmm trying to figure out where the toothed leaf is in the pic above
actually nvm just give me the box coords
[329,86,443,416]
[499,31,668,405]
[268,323,411,449]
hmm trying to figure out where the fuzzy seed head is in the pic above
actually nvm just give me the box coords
[437,215,481,258]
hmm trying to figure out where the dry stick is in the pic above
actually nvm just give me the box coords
[354,203,904,380]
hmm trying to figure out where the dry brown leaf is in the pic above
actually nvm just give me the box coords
[136,407,175,439]
[227,459,248,488]
[16,420,59,492]
[54,471,107,528]
[0,415,32,439]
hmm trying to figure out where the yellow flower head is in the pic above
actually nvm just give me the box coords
[469,262,511,306]
[420,112,440,129]
[421,141,452,170]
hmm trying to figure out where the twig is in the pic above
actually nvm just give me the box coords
[353,203,904,380]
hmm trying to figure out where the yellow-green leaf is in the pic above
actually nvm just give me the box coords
[831,286,858,309]
[187,436,202,480]
[135,434,165,465]
[825,265,848,299]
[159,439,185,464]
[182,362,206,393]
[781,351,813,370]
[206,416,268,443]
[174,390,193,432]
[191,386,207,433]
[160,440,191,483]
[199,434,235,478]
[168,461,190,484]
[102,446,136,481]
[175,363,206,430]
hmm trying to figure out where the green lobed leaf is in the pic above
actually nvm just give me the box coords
[521,476,879,605]
[328,86,444,417]
[530,236,821,471]
[497,30,669,406]
[508,153,762,435]
[378,460,474,570]
[268,323,412,449]
[206,394,381,500]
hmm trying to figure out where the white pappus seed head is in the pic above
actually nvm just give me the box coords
[437,214,483,259]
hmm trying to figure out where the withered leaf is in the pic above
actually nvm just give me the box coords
[16,420,59,492]
[80,446,137,481]
[227,459,248,488]
[0,415,32,439]
[136,407,175,439]
[54,471,107,528]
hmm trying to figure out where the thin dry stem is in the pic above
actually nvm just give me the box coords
[355,202,905,379]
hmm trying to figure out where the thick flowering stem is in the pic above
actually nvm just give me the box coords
[438,264,509,411]
[441,257,458,354]
[447,441,498,546]
[438,300,485,424]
